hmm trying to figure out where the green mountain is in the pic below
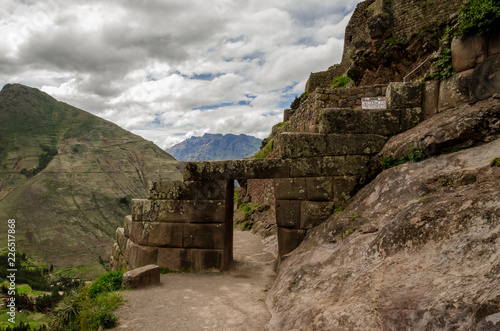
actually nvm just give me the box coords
[0,84,181,278]
[166,133,262,161]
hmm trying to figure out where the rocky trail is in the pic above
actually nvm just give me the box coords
[114,231,277,330]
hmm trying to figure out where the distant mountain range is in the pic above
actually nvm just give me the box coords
[166,133,262,161]
[0,84,181,278]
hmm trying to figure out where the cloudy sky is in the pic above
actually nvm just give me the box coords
[1,0,362,149]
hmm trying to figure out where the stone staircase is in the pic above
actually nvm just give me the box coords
[111,83,424,272]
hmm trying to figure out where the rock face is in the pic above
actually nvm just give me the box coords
[268,138,500,330]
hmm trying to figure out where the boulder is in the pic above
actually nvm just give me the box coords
[268,138,500,330]
[122,264,160,289]
[422,80,439,119]
[451,34,487,73]
[470,54,500,102]
[438,69,473,111]
[370,98,500,178]
[489,32,500,56]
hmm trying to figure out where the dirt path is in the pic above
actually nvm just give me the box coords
[114,231,277,331]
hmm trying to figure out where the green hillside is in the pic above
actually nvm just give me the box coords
[0,84,181,278]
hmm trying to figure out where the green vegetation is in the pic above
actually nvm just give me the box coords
[233,188,240,204]
[20,145,58,178]
[381,147,425,170]
[418,195,430,203]
[87,271,123,299]
[332,206,344,216]
[253,138,274,159]
[343,229,355,238]
[331,76,351,89]
[458,0,500,36]
[290,91,308,110]
[491,157,500,167]
[350,213,361,221]
[49,282,124,331]
[425,45,455,81]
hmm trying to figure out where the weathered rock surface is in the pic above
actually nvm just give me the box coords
[370,98,500,176]
[268,138,500,330]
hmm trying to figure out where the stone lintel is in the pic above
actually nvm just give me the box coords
[148,180,226,200]
[182,156,369,181]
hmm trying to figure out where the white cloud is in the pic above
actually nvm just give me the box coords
[0,0,363,149]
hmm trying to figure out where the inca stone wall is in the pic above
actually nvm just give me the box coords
[391,0,463,41]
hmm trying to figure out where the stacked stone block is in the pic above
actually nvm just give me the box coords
[112,180,233,271]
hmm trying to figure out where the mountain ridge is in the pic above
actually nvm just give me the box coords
[0,83,181,278]
[166,132,262,161]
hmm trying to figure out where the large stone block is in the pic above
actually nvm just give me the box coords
[116,227,128,253]
[399,108,422,132]
[451,34,487,73]
[239,159,290,179]
[123,215,132,238]
[157,248,188,270]
[122,265,160,289]
[299,201,334,230]
[305,177,334,201]
[278,228,306,256]
[470,54,500,101]
[125,241,158,270]
[321,156,369,177]
[370,110,403,136]
[438,70,473,111]
[489,32,500,56]
[288,157,323,178]
[148,180,226,201]
[182,224,226,249]
[279,133,327,158]
[131,199,147,222]
[182,159,290,181]
[275,200,301,228]
[147,223,184,247]
[318,108,402,136]
[422,80,439,118]
[318,108,371,134]
[326,134,387,156]
[333,176,358,206]
[187,200,225,223]
[129,221,183,247]
[386,82,422,109]
[192,249,224,271]
[274,178,307,200]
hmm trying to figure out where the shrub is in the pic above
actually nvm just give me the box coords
[491,157,500,167]
[458,0,500,36]
[331,76,351,89]
[50,283,124,331]
[88,271,123,299]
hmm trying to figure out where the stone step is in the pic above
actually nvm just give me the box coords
[318,107,421,135]
[278,133,387,158]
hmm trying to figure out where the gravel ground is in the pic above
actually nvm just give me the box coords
[114,231,277,331]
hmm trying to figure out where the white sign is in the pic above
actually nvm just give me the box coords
[362,97,386,110]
